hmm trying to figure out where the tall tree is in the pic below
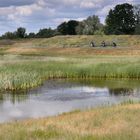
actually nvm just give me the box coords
[28,32,36,38]
[134,4,140,24]
[57,22,68,35]
[67,20,79,35]
[76,22,85,35]
[57,20,79,35]
[16,27,26,38]
[105,3,136,34]
[1,32,16,39]
[76,15,103,35]
[36,28,55,38]
[134,4,140,34]
[83,15,102,35]
[135,24,140,34]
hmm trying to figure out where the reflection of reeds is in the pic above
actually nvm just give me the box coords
[0,102,140,139]
[0,56,140,91]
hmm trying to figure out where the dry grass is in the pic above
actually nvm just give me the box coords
[0,103,140,140]
[4,47,140,56]
[6,47,38,54]
[32,35,140,48]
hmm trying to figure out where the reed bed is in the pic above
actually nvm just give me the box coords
[0,56,140,90]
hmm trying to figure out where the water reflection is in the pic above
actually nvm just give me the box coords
[0,79,140,123]
[0,91,29,104]
[109,88,134,96]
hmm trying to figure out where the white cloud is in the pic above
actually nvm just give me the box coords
[96,5,114,16]
[80,1,95,8]
[0,0,54,21]
[53,17,86,25]
[0,0,138,34]
[80,0,103,8]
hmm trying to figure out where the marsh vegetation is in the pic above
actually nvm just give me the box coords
[0,54,140,90]
[0,35,140,140]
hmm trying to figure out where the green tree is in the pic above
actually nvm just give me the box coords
[134,4,140,34]
[67,20,79,35]
[105,3,136,35]
[36,28,55,38]
[135,24,140,34]
[76,22,85,35]
[134,4,140,24]
[28,32,36,38]
[83,15,103,35]
[57,22,68,35]
[16,27,26,38]
[57,20,79,35]
[76,15,103,35]
[1,32,16,39]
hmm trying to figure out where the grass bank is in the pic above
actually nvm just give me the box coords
[0,102,140,140]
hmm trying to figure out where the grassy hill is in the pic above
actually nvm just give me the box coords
[30,35,140,48]
[0,35,140,56]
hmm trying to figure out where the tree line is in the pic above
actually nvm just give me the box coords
[1,3,140,39]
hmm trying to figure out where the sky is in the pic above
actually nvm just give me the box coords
[0,0,139,35]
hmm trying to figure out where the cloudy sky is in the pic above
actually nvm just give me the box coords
[0,0,139,34]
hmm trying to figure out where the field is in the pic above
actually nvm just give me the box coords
[0,35,140,140]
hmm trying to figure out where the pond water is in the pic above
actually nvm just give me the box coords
[0,79,140,123]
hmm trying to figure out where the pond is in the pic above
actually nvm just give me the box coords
[0,79,140,123]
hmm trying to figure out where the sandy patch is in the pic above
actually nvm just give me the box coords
[6,47,38,53]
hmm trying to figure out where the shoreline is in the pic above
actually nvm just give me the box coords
[0,102,140,140]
